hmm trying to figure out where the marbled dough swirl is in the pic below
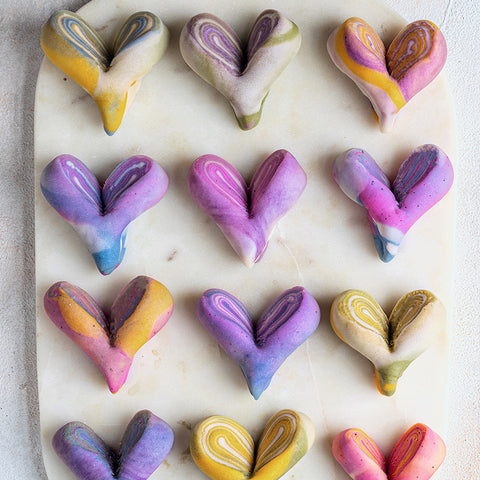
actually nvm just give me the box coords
[44,276,174,393]
[41,11,169,134]
[333,145,453,262]
[327,17,446,131]
[41,154,169,275]
[333,424,445,480]
[53,410,174,480]
[180,10,301,129]
[331,289,446,396]
[187,150,307,267]
[191,410,314,480]
[195,287,320,399]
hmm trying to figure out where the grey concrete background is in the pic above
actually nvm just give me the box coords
[0,0,478,478]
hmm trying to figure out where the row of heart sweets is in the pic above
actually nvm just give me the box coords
[52,408,446,480]
[40,146,454,276]
[40,10,447,135]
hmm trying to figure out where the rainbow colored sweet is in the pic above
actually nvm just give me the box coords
[330,289,446,396]
[41,11,169,135]
[195,287,320,399]
[191,409,315,480]
[187,150,307,267]
[53,410,174,480]
[333,145,453,262]
[40,154,168,275]
[44,276,174,393]
[332,423,446,479]
[327,18,447,132]
[180,10,301,130]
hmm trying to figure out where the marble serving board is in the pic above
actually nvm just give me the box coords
[34,0,455,478]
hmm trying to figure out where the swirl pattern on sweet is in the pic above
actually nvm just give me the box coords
[331,289,446,396]
[327,17,446,131]
[333,145,453,262]
[333,424,445,480]
[41,154,168,275]
[44,276,174,393]
[53,410,174,480]
[190,410,314,480]
[196,287,319,399]
[187,150,306,267]
[247,10,280,59]
[113,12,160,53]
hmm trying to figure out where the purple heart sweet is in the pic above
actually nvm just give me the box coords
[187,149,307,267]
[52,410,174,480]
[195,287,320,399]
[333,144,453,262]
[40,154,168,275]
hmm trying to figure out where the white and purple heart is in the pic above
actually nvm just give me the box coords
[53,410,174,480]
[180,10,301,130]
[333,144,453,262]
[195,287,320,399]
[187,149,307,267]
[40,154,168,275]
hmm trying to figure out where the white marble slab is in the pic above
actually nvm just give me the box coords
[35,0,455,478]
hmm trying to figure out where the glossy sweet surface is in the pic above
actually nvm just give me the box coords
[41,10,169,134]
[44,276,174,393]
[191,409,315,480]
[53,410,174,480]
[332,423,446,479]
[333,145,453,262]
[331,289,446,395]
[327,18,447,132]
[40,154,169,275]
[180,10,301,130]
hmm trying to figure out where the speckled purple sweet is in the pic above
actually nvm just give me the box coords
[195,287,320,399]
[332,423,446,480]
[333,144,453,262]
[40,154,168,275]
[187,149,307,267]
[179,10,301,130]
[53,410,174,480]
[44,276,174,393]
[327,18,447,132]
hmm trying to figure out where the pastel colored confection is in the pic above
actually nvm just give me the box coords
[187,150,307,267]
[332,423,446,480]
[333,145,453,262]
[180,10,301,130]
[44,276,174,393]
[330,289,446,396]
[327,17,447,132]
[195,287,320,399]
[41,10,169,135]
[191,409,315,480]
[40,154,168,275]
[53,410,174,480]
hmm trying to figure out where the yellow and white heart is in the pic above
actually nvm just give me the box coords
[330,289,446,396]
[190,409,314,480]
[41,10,169,135]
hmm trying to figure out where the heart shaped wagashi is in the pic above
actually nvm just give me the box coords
[333,145,453,262]
[332,423,446,480]
[196,287,320,399]
[191,409,315,480]
[44,276,174,393]
[180,10,301,130]
[327,18,447,132]
[41,154,168,275]
[330,289,446,396]
[41,11,169,135]
[187,150,307,267]
[53,410,174,480]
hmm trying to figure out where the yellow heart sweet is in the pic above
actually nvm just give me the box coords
[190,409,314,480]
[330,289,446,396]
[41,10,169,135]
